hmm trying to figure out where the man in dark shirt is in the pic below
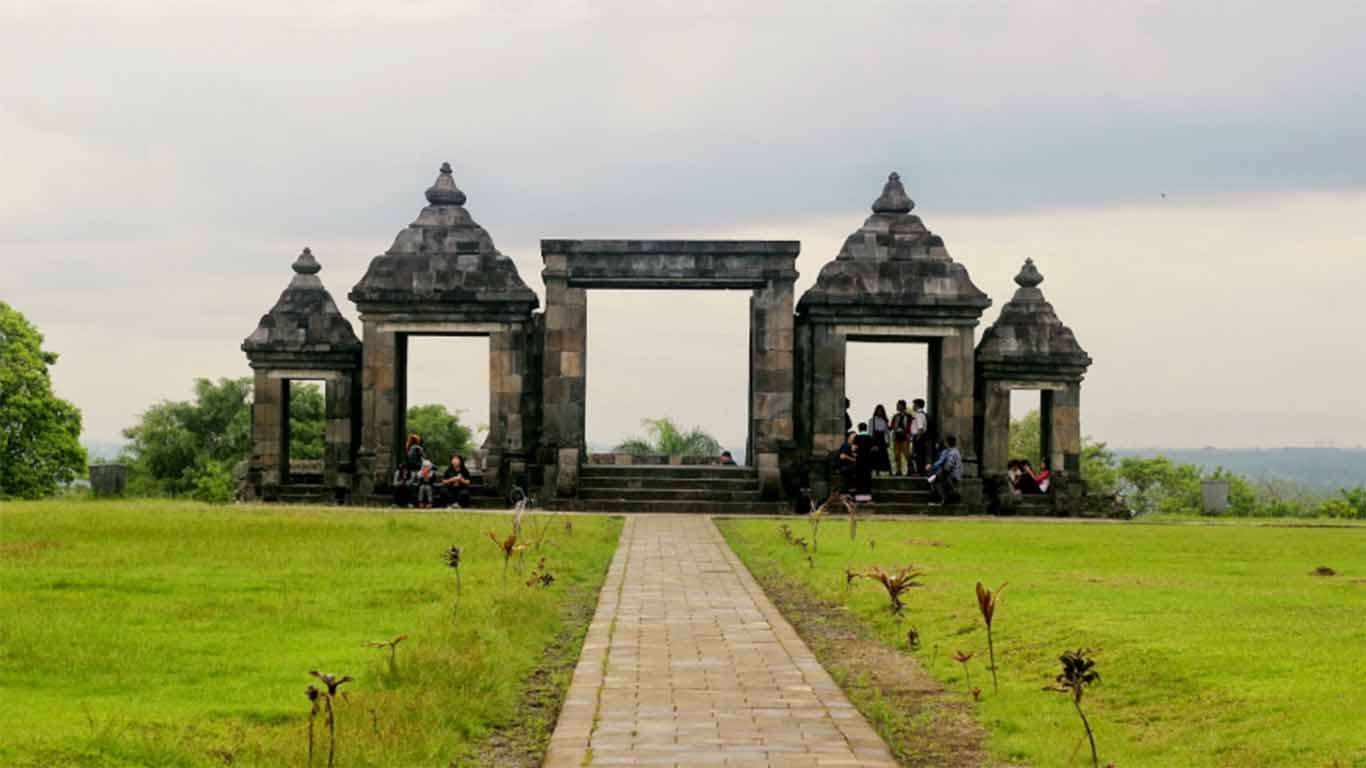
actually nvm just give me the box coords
[854,422,876,495]
[440,455,473,509]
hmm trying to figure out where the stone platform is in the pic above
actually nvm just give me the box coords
[545,515,896,767]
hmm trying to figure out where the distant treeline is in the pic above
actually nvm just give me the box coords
[1114,447,1366,492]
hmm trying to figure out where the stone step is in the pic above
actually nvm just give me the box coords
[579,488,764,502]
[547,499,788,514]
[579,476,758,491]
[580,465,757,481]
[870,475,933,491]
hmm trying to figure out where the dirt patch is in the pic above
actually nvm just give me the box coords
[905,538,951,548]
[0,539,63,557]
[463,581,598,768]
[754,574,1003,768]
[1310,565,1337,577]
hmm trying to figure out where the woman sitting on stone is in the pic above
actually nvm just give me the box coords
[440,454,474,509]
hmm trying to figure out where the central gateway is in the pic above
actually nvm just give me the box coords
[539,239,799,500]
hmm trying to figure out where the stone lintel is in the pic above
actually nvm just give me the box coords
[376,320,514,335]
[264,369,347,381]
[994,379,1070,391]
[839,324,959,340]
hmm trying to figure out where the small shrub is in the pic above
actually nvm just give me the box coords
[1046,649,1101,768]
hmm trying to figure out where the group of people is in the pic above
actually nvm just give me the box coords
[837,398,963,504]
[393,433,474,509]
[1008,458,1051,495]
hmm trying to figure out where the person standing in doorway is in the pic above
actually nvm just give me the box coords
[870,404,892,476]
[854,422,876,496]
[909,399,929,474]
[890,400,912,476]
[844,398,853,434]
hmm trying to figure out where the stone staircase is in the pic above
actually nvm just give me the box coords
[551,464,785,514]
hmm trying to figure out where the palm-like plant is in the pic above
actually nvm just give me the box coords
[305,685,320,768]
[863,565,924,614]
[615,417,722,457]
[488,531,527,585]
[952,649,976,688]
[364,634,407,673]
[1047,649,1102,768]
[975,581,1007,692]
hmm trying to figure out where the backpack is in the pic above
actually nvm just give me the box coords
[406,444,425,471]
[891,412,909,440]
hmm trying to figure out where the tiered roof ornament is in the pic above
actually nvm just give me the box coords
[242,247,361,367]
[348,162,538,320]
[976,258,1092,380]
[796,172,991,321]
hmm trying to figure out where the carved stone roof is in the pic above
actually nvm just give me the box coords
[349,163,539,321]
[242,248,361,368]
[796,173,991,324]
[976,258,1092,380]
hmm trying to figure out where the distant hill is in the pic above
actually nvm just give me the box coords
[1115,447,1366,491]
[82,439,128,463]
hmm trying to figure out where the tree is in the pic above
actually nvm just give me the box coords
[616,417,721,457]
[1008,410,1043,468]
[0,302,86,498]
[406,404,474,465]
[288,383,325,461]
[122,377,252,497]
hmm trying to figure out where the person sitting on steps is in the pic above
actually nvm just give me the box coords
[441,454,473,509]
[927,434,962,505]
[719,450,737,466]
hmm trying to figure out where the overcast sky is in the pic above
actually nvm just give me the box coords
[4,0,1364,452]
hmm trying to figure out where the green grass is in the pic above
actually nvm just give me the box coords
[0,500,621,767]
[719,516,1366,767]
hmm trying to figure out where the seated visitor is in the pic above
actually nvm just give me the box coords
[441,455,473,509]
[416,459,436,509]
[393,432,426,507]
[1021,460,1050,493]
[926,434,963,505]
[1006,459,1024,495]
[1013,459,1043,495]
[719,450,737,466]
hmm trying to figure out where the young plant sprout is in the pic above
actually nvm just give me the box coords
[526,557,555,588]
[862,565,924,614]
[488,530,527,585]
[308,671,353,768]
[364,634,407,674]
[305,685,320,768]
[1046,649,1102,768]
[975,581,1007,692]
[446,546,463,606]
[952,649,976,689]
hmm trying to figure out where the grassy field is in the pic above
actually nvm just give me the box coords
[0,500,622,767]
[718,517,1366,768]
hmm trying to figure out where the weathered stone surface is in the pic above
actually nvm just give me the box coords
[349,163,539,320]
[89,464,127,497]
[242,248,361,368]
[976,258,1092,380]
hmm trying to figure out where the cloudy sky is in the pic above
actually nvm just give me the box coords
[4,0,1364,453]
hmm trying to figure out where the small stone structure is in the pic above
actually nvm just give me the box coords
[242,247,361,501]
[89,464,128,497]
[240,163,1095,510]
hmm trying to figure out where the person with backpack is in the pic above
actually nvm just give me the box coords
[909,399,930,474]
[926,434,962,505]
[890,400,912,476]
[391,433,426,507]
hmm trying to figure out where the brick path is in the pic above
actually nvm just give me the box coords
[546,515,897,767]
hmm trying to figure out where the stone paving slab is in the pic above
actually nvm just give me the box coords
[545,515,896,768]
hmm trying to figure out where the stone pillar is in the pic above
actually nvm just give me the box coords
[750,278,795,499]
[980,379,1011,477]
[489,326,527,494]
[1048,382,1082,473]
[808,323,846,458]
[358,319,401,496]
[938,326,978,470]
[1039,388,1056,470]
[252,371,287,490]
[324,373,355,493]
[541,262,587,497]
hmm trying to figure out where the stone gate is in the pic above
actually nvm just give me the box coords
[242,163,1092,511]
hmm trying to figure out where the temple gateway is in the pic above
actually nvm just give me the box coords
[242,164,1092,513]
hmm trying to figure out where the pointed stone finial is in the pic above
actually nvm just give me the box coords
[292,247,321,275]
[872,171,914,214]
[1014,258,1043,288]
[425,161,467,206]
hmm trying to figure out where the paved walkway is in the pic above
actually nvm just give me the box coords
[546,515,897,767]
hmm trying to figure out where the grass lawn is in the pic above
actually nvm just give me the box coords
[718,516,1366,767]
[0,500,621,767]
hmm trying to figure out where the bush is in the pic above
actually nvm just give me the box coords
[187,457,234,504]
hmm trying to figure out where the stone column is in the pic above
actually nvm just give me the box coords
[808,323,846,458]
[541,261,587,497]
[979,379,1011,477]
[489,326,527,494]
[1048,382,1082,473]
[324,373,355,493]
[252,371,287,490]
[938,326,978,469]
[750,278,795,498]
[358,319,400,496]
